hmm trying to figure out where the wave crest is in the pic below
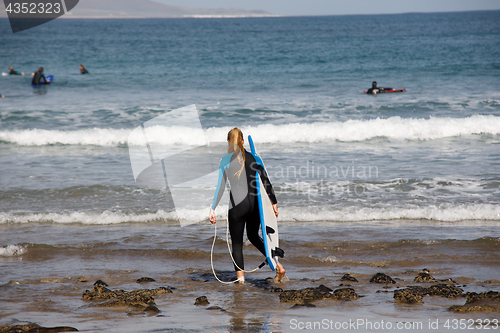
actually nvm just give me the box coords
[1,115,499,146]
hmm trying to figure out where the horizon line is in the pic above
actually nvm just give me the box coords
[0,8,498,20]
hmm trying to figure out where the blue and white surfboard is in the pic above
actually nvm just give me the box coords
[248,135,280,271]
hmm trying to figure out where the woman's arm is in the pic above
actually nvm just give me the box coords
[209,155,231,223]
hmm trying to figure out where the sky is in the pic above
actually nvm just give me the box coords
[153,0,500,16]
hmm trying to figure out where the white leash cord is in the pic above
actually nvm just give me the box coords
[210,212,263,284]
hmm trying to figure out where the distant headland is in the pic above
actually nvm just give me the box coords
[0,0,274,19]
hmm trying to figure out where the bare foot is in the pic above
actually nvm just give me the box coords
[236,271,245,284]
[274,262,286,283]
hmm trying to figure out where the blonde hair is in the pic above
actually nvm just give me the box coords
[227,127,245,177]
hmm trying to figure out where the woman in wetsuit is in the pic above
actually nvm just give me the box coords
[209,127,285,283]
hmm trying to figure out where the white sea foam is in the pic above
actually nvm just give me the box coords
[0,244,27,256]
[1,115,499,146]
[279,204,500,222]
[1,203,498,225]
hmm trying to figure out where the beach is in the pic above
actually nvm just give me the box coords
[1,220,499,332]
[1,11,500,332]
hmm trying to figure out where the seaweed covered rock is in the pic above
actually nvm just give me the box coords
[450,291,500,313]
[425,284,463,298]
[332,288,360,300]
[279,285,359,304]
[407,284,463,298]
[82,280,172,309]
[414,272,438,283]
[369,273,396,284]
[394,289,424,304]
[136,277,155,283]
[194,296,210,306]
[340,274,358,283]
[0,323,78,332]
[394,284,464,305]
[279,285,333,303]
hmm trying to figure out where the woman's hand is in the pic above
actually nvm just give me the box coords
[209,209,216,224]
[272,204,279,218]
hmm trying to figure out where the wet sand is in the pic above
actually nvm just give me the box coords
[1,220,499,332]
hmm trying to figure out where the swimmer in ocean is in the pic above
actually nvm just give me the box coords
[79,65,89,74]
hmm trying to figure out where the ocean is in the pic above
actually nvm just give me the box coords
[1,11,500,332]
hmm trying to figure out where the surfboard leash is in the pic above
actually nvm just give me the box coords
[210,211,266,284]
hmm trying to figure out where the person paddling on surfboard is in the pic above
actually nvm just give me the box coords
[209,127,286,283]
[365,81,405,94]
[366,81,384,94]
[31,67,50,86]
[9,66,24,76]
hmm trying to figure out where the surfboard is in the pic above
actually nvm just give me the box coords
[248,135,281,271]
[32,75,53,87]
[2,73,8,76]
[364,88,405,94]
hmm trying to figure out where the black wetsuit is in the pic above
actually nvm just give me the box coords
[32,71,48,85]
[80,68,89,74]
[10,69,21,75]
[366,87,393,94]
[211,150,277,271]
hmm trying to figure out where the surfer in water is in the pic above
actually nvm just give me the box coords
[209,127,286,283]
[31,67,49,86]
[79,64,89,74]
[9,67,24,75]
[366,81,380,94]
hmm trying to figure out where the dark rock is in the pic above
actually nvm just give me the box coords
[206,306,227,311]
[143,304,161,314]
[407,284,463,297]
[136,277,155,283]
[82,280,172,309]
[94,280,108,287]
[340,274,358,283]
[291,303,316,308]
[194,296,210,306]
[279,285,359,304]
[369,273,396,284]
[279,285,333,303]
[247,278,284,293]
[0,323,78,332]
[414,272,456,283]
[332,288,360,300]
[394,284,464,305]
[450,291,500,313]
[406,284,463,299]
[414,272,438,283]
[425,284,463,298]
[466,291,500,304]
[394,289,424,304]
